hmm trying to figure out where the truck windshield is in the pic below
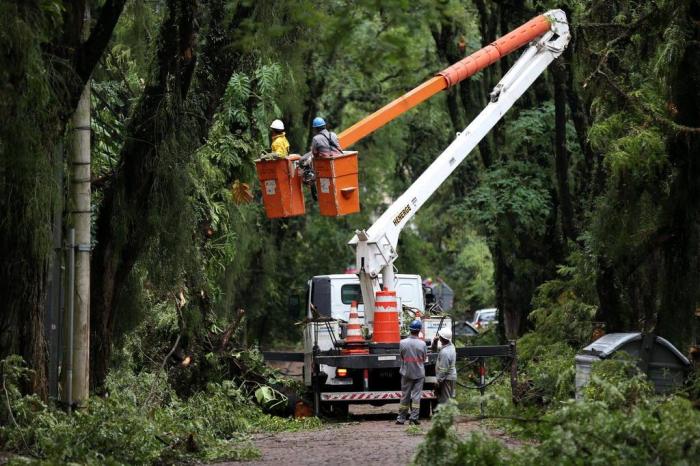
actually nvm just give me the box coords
[341,284,363,304]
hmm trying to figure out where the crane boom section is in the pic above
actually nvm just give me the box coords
[337,14,553,149]
[350,10,570,327]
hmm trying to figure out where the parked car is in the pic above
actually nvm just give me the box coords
[453,320,479,338]
[470,308,498,331]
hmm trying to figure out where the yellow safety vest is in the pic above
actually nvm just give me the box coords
[271,133,290,157]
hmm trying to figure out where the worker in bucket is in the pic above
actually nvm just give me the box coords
[269,119,290,157]
[396,319,427,425]
[432,327,457,406]
[309,117,342,158]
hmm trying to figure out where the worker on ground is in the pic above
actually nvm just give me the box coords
[432,327,457,406]
[397,319,427,425]
[269,119,290,157]
[309,117,342,158]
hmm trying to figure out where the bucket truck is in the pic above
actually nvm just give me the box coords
[265,10,570,417]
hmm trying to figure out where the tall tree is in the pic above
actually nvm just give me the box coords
[90,0,256,388]
[576,0,700,347]
[0,0,125,397]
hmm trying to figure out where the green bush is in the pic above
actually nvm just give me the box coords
[415,356,700,466]
[413,402,463,465]
[413,401,508,466]
[528,248,599,349]
[524,396,700,465]
[0,356,319,465]
[582,356,654,409]
[516,337,577,405]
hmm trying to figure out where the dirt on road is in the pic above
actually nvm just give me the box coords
[217,404,523,466]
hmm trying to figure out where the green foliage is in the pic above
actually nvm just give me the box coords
[417,357,700,466]
[591,116,667,183]
[574,0,700,347]
[414,401,508,466]
[450,236,495,311]
[582,356,654,409]
[467,161,552,241]
[0,356,318,464]
[413,401,463,465]
[0,0,62,265]
[405,424,423,436]
[525,396,700,466]
[517,339,577,405]
[529,248,599,348]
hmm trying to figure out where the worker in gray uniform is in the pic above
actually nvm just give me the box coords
[432,327,457,405]
[396,319,427,425]
[309,116,342,158]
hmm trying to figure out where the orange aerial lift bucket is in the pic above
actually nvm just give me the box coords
[255,155,306,218]
[314,151,360,217]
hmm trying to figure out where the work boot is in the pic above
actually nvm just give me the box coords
[396,403,409,425]
[409,407,420,424]
[409,419,421,426]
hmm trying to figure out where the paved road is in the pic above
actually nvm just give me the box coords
[217,404,518,466]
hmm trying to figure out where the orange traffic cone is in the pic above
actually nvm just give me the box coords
[343,301,368,355]
[372,289,401,344]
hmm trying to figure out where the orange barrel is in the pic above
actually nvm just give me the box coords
[372,289,401,344]
[255,155,306,218]
[314,151,360,217]
[343,300,368,355]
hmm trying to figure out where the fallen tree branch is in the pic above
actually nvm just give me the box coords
[2,372,31,453]
[219,309,245,353]
[142,293,185,409]
[454,414,546,424]
[142,335,180,410]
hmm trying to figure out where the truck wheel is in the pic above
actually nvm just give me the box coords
[419,399,432,419]
[330,402,349,418]
[318,401,348,419]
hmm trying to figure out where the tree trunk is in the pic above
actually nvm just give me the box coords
[595,260,625,332]
[656,13,700,348]
[430,4,464,134]
[90,0,255,389]
[561,38,596,201]
[552,61,577,243]
[0,231,49,398]
[0,1,123,398]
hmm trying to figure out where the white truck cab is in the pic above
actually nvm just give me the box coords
[305,273,424,322]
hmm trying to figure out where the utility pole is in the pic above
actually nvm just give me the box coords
[62,5,91,408]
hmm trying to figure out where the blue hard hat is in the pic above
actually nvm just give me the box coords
[409,319,422,331]
[312,117,326,128]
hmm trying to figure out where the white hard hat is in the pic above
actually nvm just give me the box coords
[437,328,452,341]
[270,119,285,131]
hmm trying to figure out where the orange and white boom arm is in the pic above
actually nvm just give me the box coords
[338,12,557,149]
[350,10,570,328]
